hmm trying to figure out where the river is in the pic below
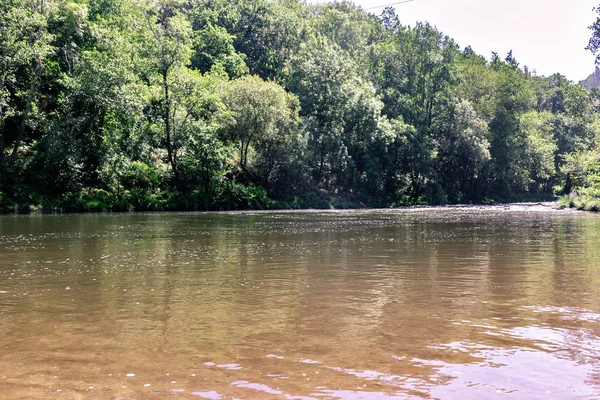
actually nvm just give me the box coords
[0,206,599,399]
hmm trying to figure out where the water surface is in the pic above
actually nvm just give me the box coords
[1,206,599,399]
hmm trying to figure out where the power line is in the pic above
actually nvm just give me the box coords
[364,0,415,11]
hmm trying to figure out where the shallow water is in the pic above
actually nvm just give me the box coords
[0,207,599,399]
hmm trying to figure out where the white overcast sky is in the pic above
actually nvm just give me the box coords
[331,0,599,81]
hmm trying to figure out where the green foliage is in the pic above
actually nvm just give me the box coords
[221,75,301,190]
[584,198,600,211]
[128,188,169,211]
[191,24,248,78]
[558,194,600,212]
[518,111,558,191]
[435,99,490,202]
[295,192,331,209]
[0,191,17,213]
[1,0,600,212]
[288,37,389,196]
[562,149,600,197]
[215,182,272,210]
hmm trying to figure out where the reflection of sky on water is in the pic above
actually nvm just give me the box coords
[292,305,600,399]
[426,342,598,399]
[189,313,600,400]
[191,390,224,399]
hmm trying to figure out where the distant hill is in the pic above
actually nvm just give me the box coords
[581,67,600,90]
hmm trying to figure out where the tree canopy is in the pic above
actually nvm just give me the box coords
[1,0,599,212]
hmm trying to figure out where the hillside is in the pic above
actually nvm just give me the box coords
[581,66,600,89]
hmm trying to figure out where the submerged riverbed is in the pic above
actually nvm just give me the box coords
[0,207,599,399]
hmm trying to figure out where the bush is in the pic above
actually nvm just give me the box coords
[271,200,291,210]
[0,192,17,213]
[424,183,448,205]
[558,194,600,212]
[216,182,273,210]
[557,195,571,209]
[583,199,600,212]
[51,188,132,213]
[298,192,331,209]
[129,188,168,211]
[121,162,164,189]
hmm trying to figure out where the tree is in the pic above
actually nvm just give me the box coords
[369,22,459,200]
[311,1,380,57]
[43,0,150,194]
[143,0,193,181]
[164,67,232,192]
[289,38,385,191]
[189,0,308,82]
[0,0,55,186]
[518,111,558,193]
[190,23,248,78]
[221,75,300,187]
[486,57,536,198]
[435,100,491,202]
[0,0,598,211]
[587,5,600,64]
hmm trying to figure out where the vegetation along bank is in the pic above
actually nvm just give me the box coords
[1,0,600,212]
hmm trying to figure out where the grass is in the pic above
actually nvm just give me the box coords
[557,195,600,212]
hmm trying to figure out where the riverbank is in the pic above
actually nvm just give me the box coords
[0,198,575,215]
[558,195,600,212]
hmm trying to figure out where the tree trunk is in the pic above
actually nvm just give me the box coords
[240,139,251,171]
[316,136,325,184]
[0,120,4,180]
[0,75,5,181]
[163,71,179,181]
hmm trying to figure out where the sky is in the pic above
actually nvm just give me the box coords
[345,0,599,82]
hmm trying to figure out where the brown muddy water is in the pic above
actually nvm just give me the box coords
[0,206,599,399]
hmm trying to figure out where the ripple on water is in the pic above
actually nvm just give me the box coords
[420,341,600,400]
[1,210,600,399]
[216,363,242,370]
[298,358,322,364]
[231,380,283,395]
[523,305,600,323]
[191,391,223,399]
[310,389,415,399]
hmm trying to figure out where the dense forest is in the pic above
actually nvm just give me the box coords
[1,0,600,212]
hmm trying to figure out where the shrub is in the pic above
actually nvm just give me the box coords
[557,194,600,212]
[557,195,571,209]
[216,182,273,210]
[0,192,17,213]
[583,199,600,212]
[129,188,168,211]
